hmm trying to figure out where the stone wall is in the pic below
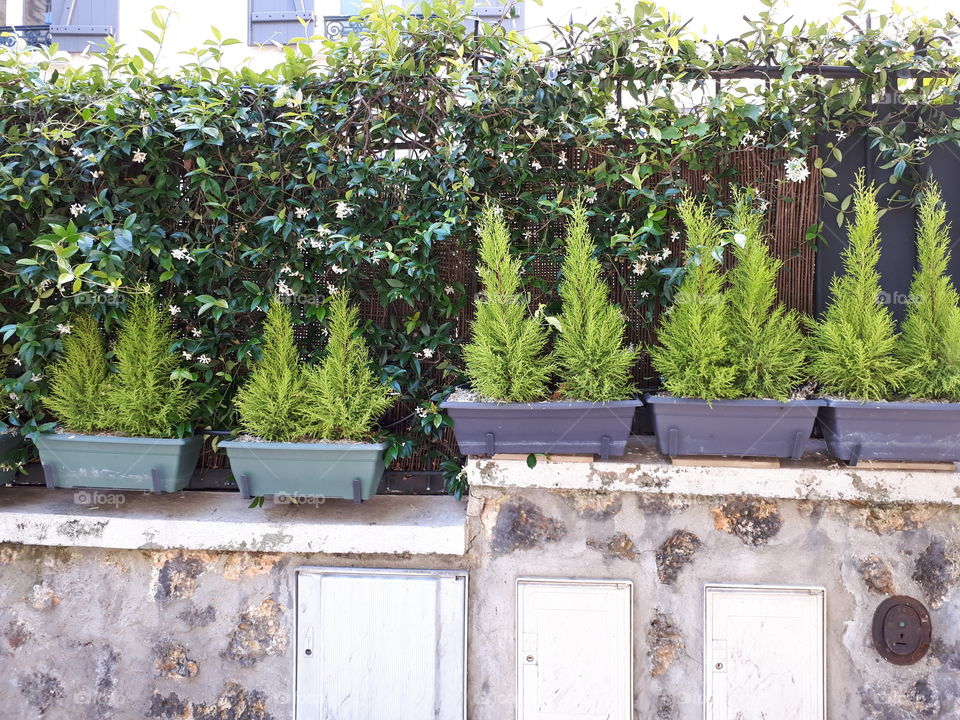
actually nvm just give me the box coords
[2,485,960,719]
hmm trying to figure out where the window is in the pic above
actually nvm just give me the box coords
[0,1,52,48]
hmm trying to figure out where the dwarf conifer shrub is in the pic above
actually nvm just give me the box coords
[650,198,739,400]
[303,291,395,441]
[555,201,638,401]
[235,299,311,442]
[897,184,960,400]
[463,204,553,402]
[725,190,807,399]
[809,173,907,400]
[101,291,197,437]
[44,314,110,433]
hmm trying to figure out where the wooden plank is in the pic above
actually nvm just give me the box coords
[855,460,957,472]
[670,455,781,469]
[491,453,595,463]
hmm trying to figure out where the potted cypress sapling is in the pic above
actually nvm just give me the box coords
[816,180,960,463]
[442,201,641,458]
[35,294,202,492]
[221,292,394,502]
[647,191,821,458]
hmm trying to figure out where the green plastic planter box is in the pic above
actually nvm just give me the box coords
[34,432,203,492]
[0,432,23,484]
[219,440,388,503]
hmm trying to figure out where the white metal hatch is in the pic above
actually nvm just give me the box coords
[516,577,633,720]
[704,584,825,720]
[296,567,467,720]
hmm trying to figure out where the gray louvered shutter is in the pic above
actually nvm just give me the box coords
[470,1,523,32]
[249,0,315,45]
[49,0,118,52]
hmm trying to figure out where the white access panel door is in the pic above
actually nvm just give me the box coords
[704,585,825,720]
[296,567,467,720]
[517,578,633,720]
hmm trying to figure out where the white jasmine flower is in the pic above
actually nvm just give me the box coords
[661,247,672,259]
[277,280,294,296]
[132,149,147,163]
[171,247,190,261]
[415,407,428,419]
[632,261,647,275]
[837,130,847,141]
[784,156,810,183]
[444,285,455,295]
[670,231,680,241]
[191,328,202,338]
[31,373,42,382]
[294,207,309,219]
[198,355,211,364]
[914,137,928,151]
[90,170,101,180]
[335,202,354,219]
[331,264,348,275]
[740,132,756,147]
[168,305,180,315]
[56,323,72,335]
[70,203,85,217]
[326,283,339,295]
[787,128,800,139]
[640,290,650,298]
[316,225,333,237]
[71,145,84,158]
[309,238,325,250]
[530,160,542,171]
[12,357,21,367]
[182,351,193,360]
[418,348,434,359]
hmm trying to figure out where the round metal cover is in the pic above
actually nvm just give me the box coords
[872,595,932,665]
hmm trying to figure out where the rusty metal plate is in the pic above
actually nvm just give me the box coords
[872,595,932,665]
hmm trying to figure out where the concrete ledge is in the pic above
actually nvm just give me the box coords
[468,437,960,505]
[0,488,467,555]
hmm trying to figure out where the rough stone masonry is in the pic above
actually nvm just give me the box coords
[3,485,960,719]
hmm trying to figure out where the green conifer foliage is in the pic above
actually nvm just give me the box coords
[235,298,311,442]
[809,173,906,400]
[725,190,807,399]
[897,184,960,400]
[102,290,197,437]
[555,200,638,401]
[303,291,395,441]
[462,204,553,402]
[44,314,110,433]
[650,198,740,400]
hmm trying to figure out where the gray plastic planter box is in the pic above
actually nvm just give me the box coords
[440,399,642,458]
[34,432,203,492]
[645,394,824,459]
[0,432,23,484]
[820,399,960,465]
[219,440,388,502]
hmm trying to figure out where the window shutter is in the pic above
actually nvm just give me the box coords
[49,0,118,52]
[249,0,315,45]
[470,1,524,33]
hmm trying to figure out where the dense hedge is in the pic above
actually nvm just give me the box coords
[2,1,960,483]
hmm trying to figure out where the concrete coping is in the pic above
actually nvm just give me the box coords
[468,436,960,506]
[0,488,468,555]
